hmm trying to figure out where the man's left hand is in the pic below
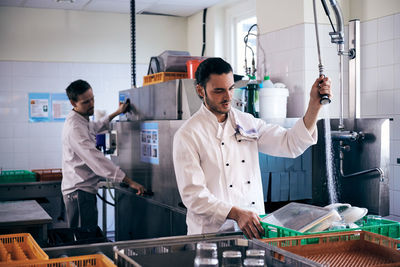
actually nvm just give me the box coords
[117,99,131,114]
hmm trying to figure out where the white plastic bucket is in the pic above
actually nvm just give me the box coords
[259,88,289,119]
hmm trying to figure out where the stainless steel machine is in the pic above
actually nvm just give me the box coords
[110,79,202,241]
[311,118,390,215]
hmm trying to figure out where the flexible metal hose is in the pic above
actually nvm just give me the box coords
[313,0,331,104]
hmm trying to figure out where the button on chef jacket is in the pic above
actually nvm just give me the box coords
[173,104,317,235]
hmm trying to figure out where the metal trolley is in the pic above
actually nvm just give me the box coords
[113,232,322,267]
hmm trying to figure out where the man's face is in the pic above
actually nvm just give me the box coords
[71,88,95,117]
[197,72,235,121]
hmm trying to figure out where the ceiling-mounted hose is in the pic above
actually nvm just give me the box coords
[201,8,207,57]
[313,0,331,105]
[130,0,136,88]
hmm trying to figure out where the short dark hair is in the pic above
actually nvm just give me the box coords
[195,57,233,89]
[66,80,91,102]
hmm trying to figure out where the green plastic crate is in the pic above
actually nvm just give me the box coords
[261,216,400,242]
[0,170,37,184]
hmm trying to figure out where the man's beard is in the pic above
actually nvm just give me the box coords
[203,90,230,115]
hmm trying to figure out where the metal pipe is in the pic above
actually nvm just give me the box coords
[348,20,361,119]
[339,141,384,180]
[331,130,360,141]
[328,0,344,51]
[340,160,384,180]
[338,52,344,130]
[102,188,107,237]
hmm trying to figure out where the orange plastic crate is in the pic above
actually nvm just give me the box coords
[143,72,187,86]
[12,254,116,267]
[32,169,62,181]
[0,233,48,266]
[260,231,400,267]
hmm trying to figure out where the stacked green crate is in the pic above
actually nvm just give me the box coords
[0,170,37,183]
[261,216,400,245]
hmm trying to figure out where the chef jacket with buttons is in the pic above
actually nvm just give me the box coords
[61,110,125,196]
[173,104,317,235]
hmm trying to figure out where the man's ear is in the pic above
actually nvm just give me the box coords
[196,84,205,99]
[70,100,77,108]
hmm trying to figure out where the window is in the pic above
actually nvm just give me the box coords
[235,16,257,76]
[225,0,257,76]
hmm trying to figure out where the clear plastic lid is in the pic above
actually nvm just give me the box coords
[261,202,340,232]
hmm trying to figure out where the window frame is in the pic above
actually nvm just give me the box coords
[224,0,257,75]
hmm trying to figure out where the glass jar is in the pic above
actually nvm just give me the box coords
[194,242,218,267]
[222,250,242,267]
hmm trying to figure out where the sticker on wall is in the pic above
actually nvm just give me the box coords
[29,93,50,122]
[140,122,159,165]
[52,93,71,121]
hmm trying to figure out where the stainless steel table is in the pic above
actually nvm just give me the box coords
[0,200,52,244]
[0,181,65,228]
[0,181,61,201]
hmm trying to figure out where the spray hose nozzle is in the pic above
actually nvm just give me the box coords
[320,95,331,105]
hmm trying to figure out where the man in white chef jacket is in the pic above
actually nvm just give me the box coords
[173,58,331,238]
[62,79,145,229]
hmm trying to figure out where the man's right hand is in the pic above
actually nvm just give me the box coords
[122,176,145,195]
[227,206,264,239]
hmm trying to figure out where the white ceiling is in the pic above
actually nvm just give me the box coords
[0,0,226,17]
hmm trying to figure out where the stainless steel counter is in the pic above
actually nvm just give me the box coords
[44,232,241,259]
[0,181,66,228]
[0,200,52,244]
[0,181,61,201]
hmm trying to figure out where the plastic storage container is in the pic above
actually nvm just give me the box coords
[261,75,274,89]
[0,233,48,266]
[261,202,341,233]
[258,87,289,119]
[0,170,37,184]
[186,60,203,79]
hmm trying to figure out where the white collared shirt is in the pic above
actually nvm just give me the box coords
[173,104,317,235]
[61,110,125,195]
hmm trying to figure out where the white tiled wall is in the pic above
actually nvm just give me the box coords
[0,61,147,171]
[258,12,400,216]
[362,14,400,217]
[258,23,349,119]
